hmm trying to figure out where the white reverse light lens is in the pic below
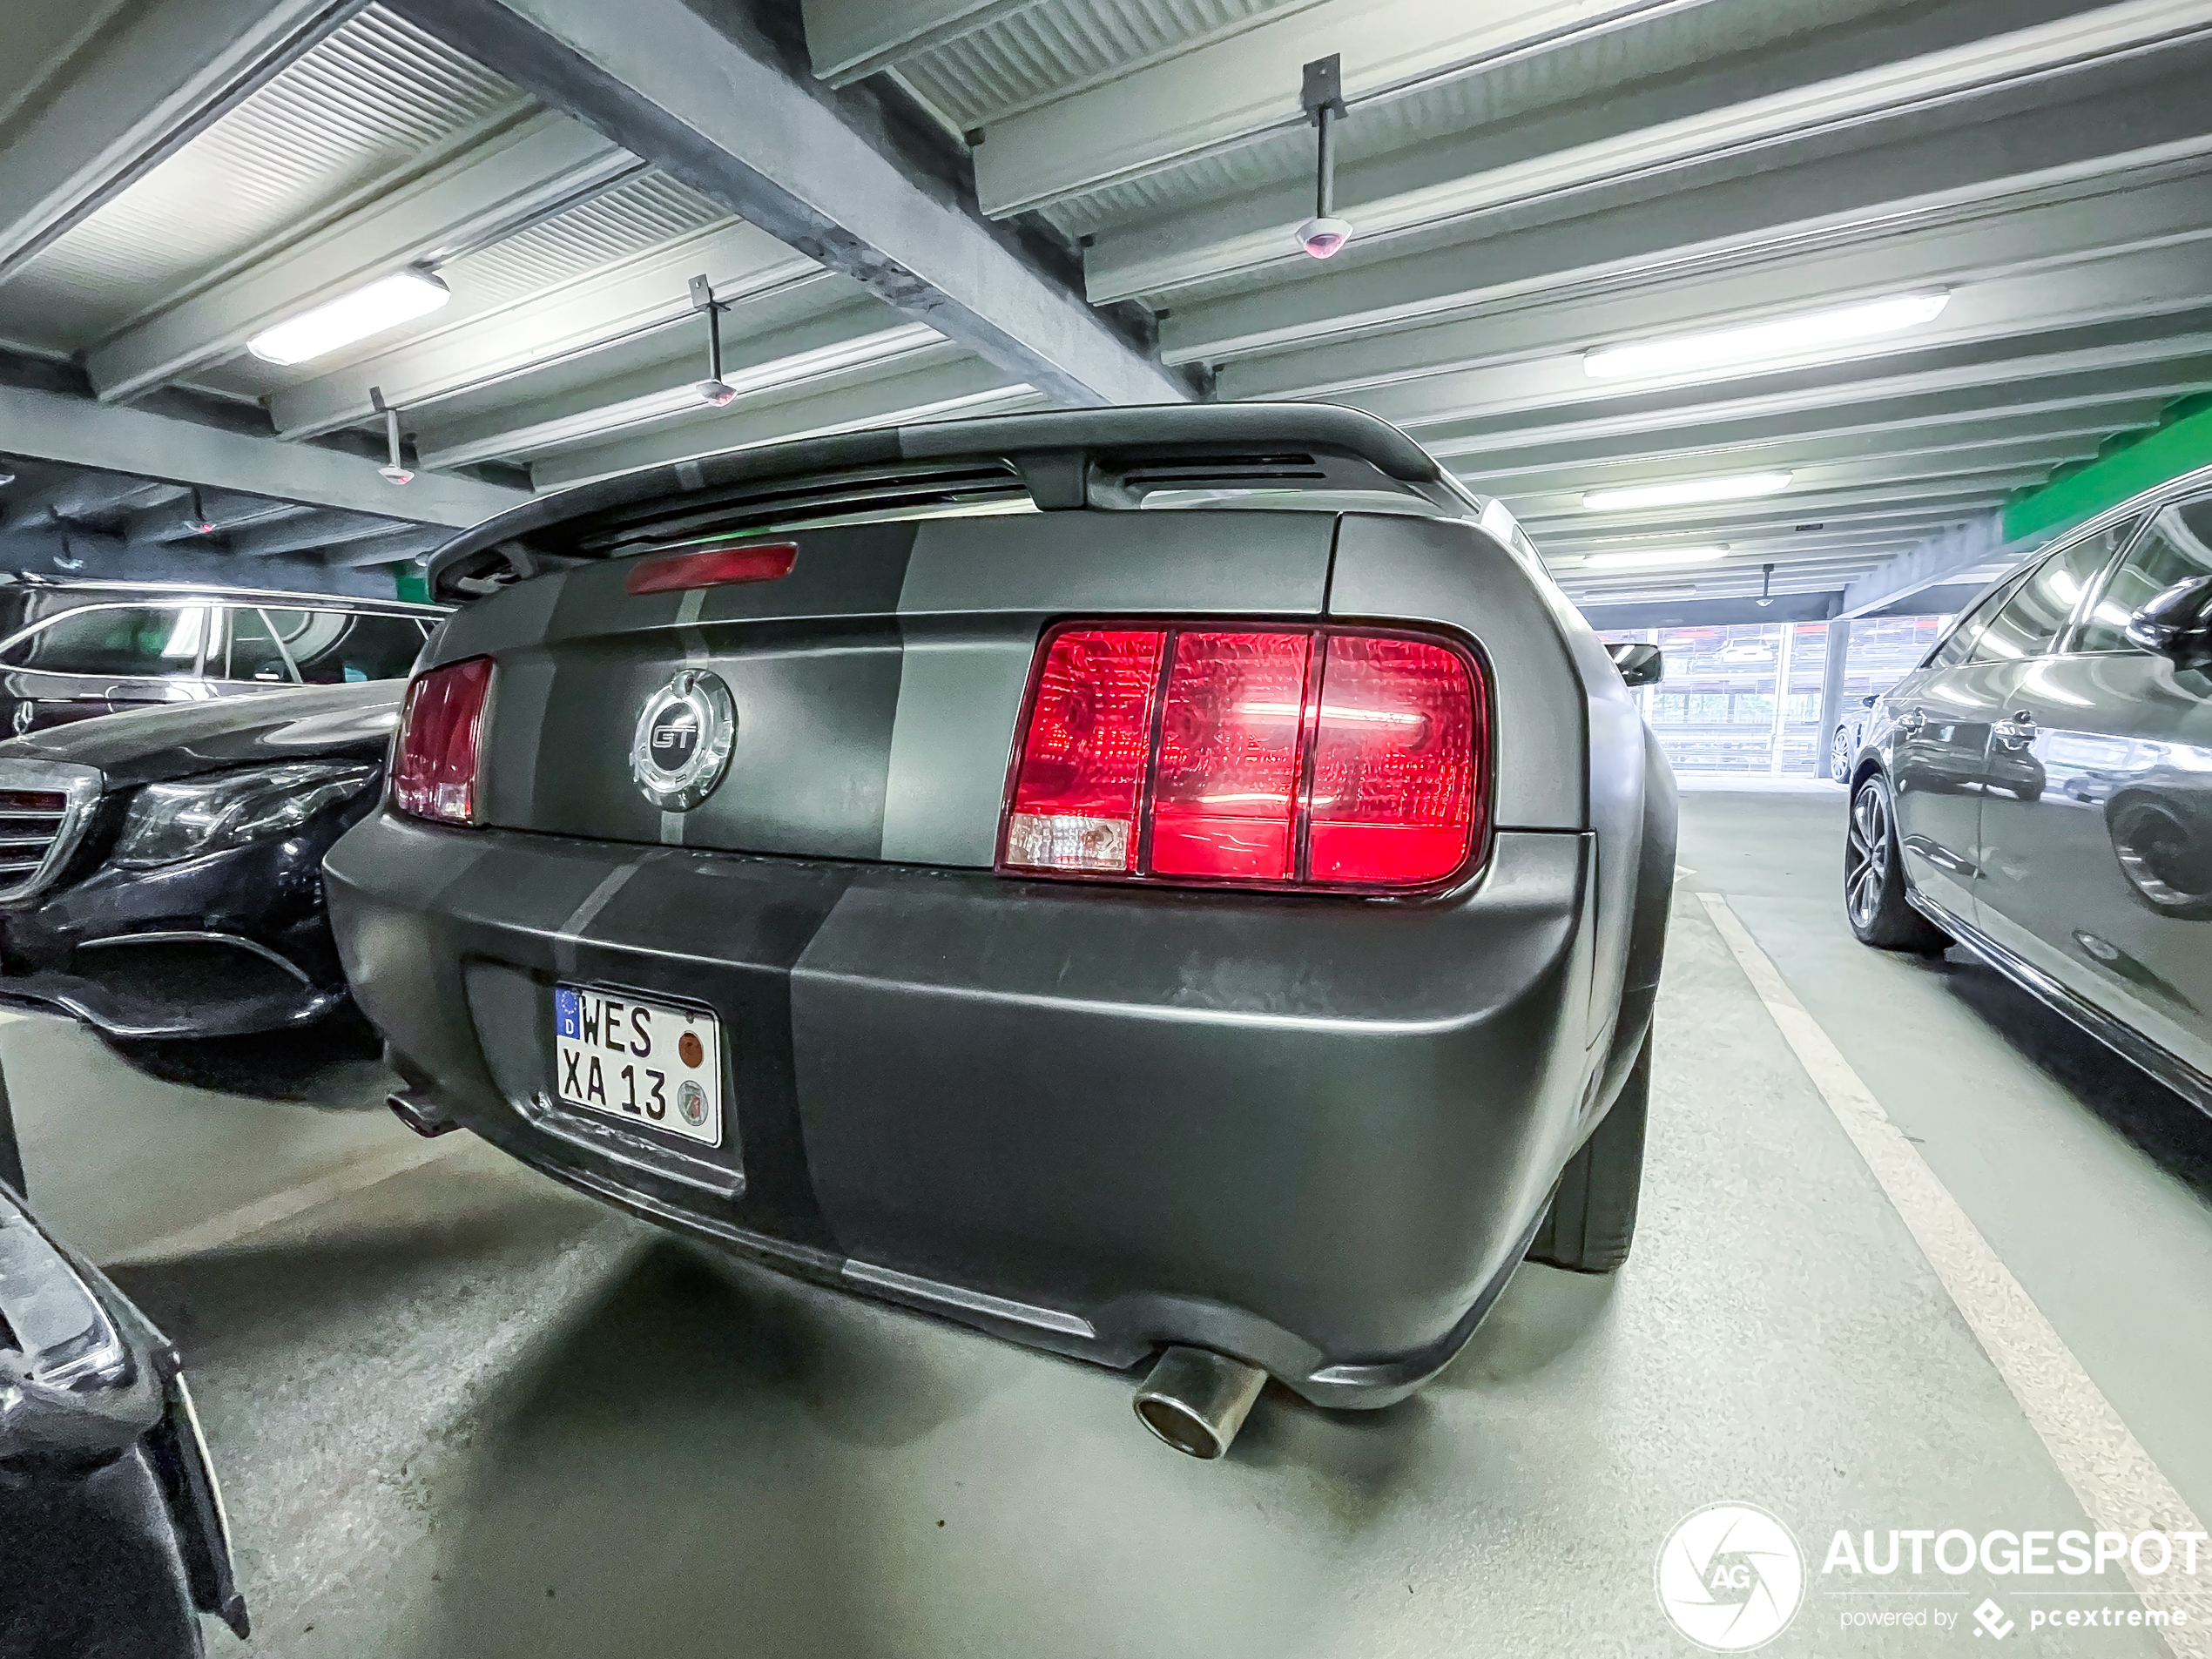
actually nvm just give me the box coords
[1581,545,1729,569]
[1583,291,1950,381]
[1583,471,1793,512]
[248,269,451,366]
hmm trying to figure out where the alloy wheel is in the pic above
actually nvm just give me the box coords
[1845,780,1890,929]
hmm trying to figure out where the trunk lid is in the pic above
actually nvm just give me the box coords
[452,509,1338,868]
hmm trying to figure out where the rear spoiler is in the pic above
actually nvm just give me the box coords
[425,403,1486,601]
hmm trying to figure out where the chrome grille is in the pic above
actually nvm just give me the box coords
[0,761,104,903]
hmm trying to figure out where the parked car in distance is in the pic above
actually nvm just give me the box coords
[0,1171,247,1658]
[1840,468,2212,1116]
[0,681,403,1040]
[0,576,441,736]
[326,404,1677,1459]
[1828,693,1878,782]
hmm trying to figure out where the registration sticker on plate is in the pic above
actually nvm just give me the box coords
[554,984,722,1147]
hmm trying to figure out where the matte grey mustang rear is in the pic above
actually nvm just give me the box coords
[324,405,1675,1454]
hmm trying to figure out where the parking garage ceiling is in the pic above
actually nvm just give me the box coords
[3,0,2209,612]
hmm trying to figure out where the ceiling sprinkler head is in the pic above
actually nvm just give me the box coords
[1294,215,1352,259]
[379,462,415,486]
[694,379,738,408]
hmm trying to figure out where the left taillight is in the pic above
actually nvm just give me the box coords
[391,656,494,826]
[999,623,1486,893]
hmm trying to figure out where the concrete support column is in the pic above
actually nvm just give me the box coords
[1816,617,1853,780]
[1765,620,1797,777]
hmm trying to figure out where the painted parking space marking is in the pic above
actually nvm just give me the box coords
[106,1132,473,1264]
[1698,890,2212,1657]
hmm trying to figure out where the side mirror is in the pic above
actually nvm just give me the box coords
[1859,693,1878,707]
[1607,641,1664,687]
[2127,574,2212,671]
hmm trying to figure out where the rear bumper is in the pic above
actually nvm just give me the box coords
[325,813,1602,1408]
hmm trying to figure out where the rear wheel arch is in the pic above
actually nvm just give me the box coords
[1844,766,1951,953]
[1592,725,1676,1119]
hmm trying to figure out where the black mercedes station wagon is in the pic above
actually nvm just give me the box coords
[0,577,439,736]
[1840,466,2212,1117]
[325,405,1677,1457]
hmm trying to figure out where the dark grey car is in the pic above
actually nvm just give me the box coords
[1840,469,2212,1115]
[322,405,1676,1455]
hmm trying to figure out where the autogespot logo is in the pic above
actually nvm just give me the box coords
[1657,1502,1807,1651]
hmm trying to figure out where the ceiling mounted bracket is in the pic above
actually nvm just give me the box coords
[369,386,414,486]
[690,274,737,407]
[1296,55,1352,260]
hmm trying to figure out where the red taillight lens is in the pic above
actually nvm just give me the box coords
[1305,635,1476,885]
[1000,624,1484,892]
[1150,631,1313,880]
[391,656,494,826]
[625,542,798,595]
[1003,629,1163,873]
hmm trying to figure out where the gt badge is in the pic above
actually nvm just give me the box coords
[630,669,736,810]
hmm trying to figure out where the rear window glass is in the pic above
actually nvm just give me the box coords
[262,610,427,684]
[1928,576,2027,669]
[1969,534,2120,664]
[2074,494,2212,653]
[224,607,295,684]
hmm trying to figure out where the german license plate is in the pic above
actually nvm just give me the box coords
[553,984,722,1146]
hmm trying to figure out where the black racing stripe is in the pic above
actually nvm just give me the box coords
[462,842,862,1256]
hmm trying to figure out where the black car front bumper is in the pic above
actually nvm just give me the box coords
[0,824,354,1041]
[327,812,1609,1407]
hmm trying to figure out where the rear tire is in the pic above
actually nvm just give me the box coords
[1844,771,1951,953]
[1527,1028,1649,1274]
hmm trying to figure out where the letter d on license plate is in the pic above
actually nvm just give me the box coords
[553,984,723,1147]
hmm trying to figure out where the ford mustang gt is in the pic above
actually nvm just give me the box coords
[325,405,1676,1457]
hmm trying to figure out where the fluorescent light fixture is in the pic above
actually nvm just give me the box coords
[1582,545,1729,569]
[1578,584,1700,601]
[1583,290,1950,381]
[1583,472,1793,512]
[247,269,451,366]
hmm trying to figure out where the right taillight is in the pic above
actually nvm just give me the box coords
[999,624,1485,892]
[391,656,494,826]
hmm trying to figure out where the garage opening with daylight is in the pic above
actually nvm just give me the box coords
[1,1,2210,1655]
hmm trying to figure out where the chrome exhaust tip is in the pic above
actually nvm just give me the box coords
[1132,1346,1268,1460]
[387,1091,459,1138]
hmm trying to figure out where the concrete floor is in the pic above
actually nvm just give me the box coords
[11,789,2212,1656]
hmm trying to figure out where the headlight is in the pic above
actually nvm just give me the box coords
[112,762,376,870]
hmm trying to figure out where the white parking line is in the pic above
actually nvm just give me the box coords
[105,1132,474,1265]
[1699,892,2212,1657]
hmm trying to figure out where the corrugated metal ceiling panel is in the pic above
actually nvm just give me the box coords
[1046,0,1900,235]
[442,172,730,314]
[901,0,1318,128]
[0,4,524,355]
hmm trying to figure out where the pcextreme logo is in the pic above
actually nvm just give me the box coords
[1656,1502,1807,1651]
